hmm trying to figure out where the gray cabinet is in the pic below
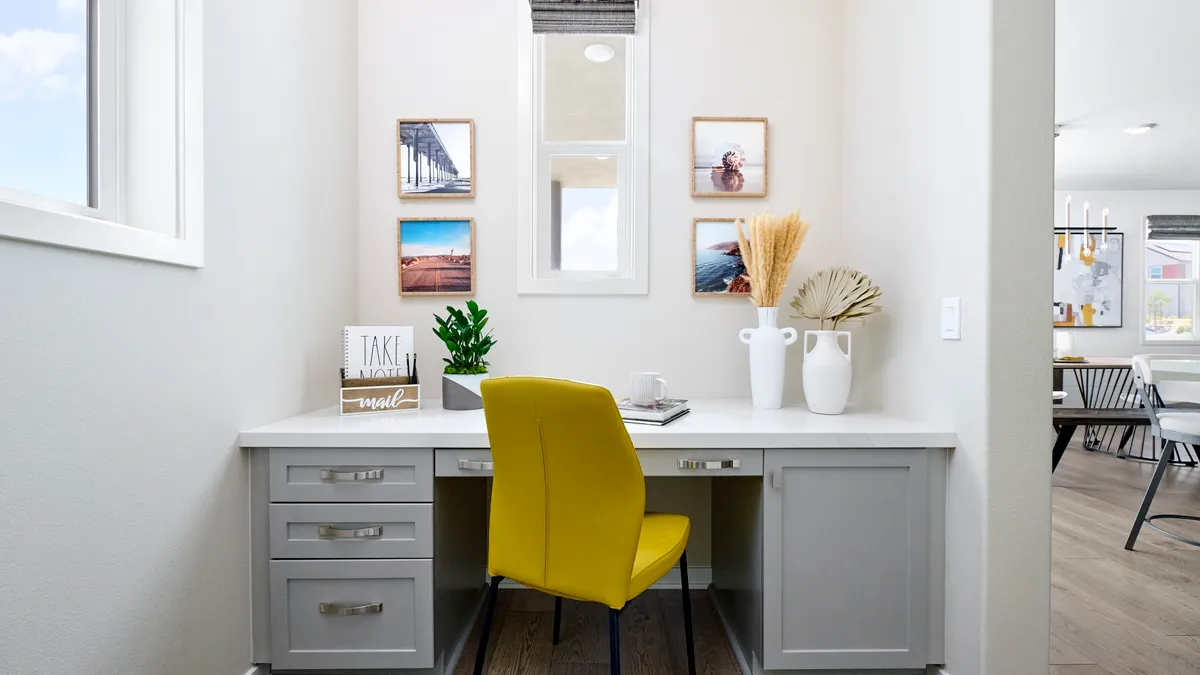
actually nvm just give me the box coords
[269,559,434,671]
[763,449,932,671]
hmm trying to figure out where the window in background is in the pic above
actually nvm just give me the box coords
[0,0,91,207]
[517,5,649,295]
[1145,240,1198,341]
[0,0,205,267]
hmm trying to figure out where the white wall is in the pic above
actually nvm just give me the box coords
[0,3,358,674]
[357,0,845,402]
[843,2,1052,675]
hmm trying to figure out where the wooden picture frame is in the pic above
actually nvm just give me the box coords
[397,217,476,296]
[693,218,751,296]
[691,117,768,198]
[396,118,476,199]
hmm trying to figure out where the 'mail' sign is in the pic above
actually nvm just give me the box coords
[340,384,420,416]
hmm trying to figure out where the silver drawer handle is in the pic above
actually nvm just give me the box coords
[678,459,741,470]
[320,469,383,481]
[318,525,384,539]
[320,602,382,616]
[458,459,494,471]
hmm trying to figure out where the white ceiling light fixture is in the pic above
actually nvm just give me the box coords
[584,44,615,63]
[594,156,611,160]
[1124,123,1158,135]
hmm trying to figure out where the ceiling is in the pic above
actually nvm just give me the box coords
[1056,0,1200,190]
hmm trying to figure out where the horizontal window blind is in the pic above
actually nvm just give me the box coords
[1147,215,1200,240]
[530,0,637,34]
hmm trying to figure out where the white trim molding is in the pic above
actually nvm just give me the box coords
[0,0,205,268]
[515,0,649,295]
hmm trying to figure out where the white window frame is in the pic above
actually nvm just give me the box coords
[516,0,649,295]
[1141,221,1200,345]
[0,0,205,268]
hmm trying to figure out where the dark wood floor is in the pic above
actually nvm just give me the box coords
[453,588,741,675]
[1052,439,1200,675]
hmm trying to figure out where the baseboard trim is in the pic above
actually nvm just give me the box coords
[497,566,713,591]
[241,666,268,675]
[709,590,752,675]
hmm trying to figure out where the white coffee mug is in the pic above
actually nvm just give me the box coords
[630,372,668,405]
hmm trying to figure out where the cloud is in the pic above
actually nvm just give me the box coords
[0,29,85,101]
[560,194,620,271]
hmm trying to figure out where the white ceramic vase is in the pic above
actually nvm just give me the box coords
[802,330,852,415]
[739,307,798,409]
[443,373,489,410]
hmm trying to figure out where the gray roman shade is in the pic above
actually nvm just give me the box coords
[1147,215,1200,240]
[530,0,638,34]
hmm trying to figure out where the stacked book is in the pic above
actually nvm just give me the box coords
[617,398,690,426]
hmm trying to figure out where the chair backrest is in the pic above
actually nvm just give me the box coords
[1132,353,1197,387]
[1133,354,1200,407]
[480,376,645,608]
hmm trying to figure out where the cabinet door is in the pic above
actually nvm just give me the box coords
[763,449,929,671]
[270,559,434,671]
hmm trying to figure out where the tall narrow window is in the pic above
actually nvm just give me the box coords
[1144,240,1198,342]
[517,1,649,294]
[0,0,91,208]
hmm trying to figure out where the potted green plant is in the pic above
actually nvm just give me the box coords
[432,300,497,410]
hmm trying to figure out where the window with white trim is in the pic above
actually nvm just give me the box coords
[0,0,204,267]
[1144,240,1197,341]
[516,1,649,294]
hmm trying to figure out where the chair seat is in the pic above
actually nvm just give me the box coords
[627,513,690,601]
[1157,412,1200,436]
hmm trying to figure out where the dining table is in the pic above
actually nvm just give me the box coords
[1052,357,1149,456]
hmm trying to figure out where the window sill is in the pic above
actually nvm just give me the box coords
[0,200,204,268]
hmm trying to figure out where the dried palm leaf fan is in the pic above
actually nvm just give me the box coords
[735,211,811,308]
[790,267,882,330]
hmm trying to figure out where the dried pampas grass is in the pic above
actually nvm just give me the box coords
[735,210,810,308]
[790,266,882,330]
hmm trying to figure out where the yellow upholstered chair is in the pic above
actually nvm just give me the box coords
[472,377,696,675]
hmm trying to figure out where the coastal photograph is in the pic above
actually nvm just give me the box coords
[693,218,751,295]
[397,119,475,198]
[398,218,475,295]
[691,117,768,198]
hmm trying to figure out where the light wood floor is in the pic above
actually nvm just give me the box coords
[453,588,741,675]
[1052,440,1200,675]
[454,442,1200,675]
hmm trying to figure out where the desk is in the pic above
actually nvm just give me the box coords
[241,401,955,674]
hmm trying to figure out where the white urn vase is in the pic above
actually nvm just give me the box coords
[802,330,852,415]
[738,307,798,409]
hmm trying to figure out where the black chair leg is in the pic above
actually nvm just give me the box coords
[1126,440,1176,550]
[552,596,563,645]
[608,607,622,675]
[472,575,504,675]
[679,550,697,675]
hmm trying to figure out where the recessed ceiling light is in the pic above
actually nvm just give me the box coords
[584,44,615,63]
[1125,123,1157,135]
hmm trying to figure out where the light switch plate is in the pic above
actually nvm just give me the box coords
[942,297,961,340]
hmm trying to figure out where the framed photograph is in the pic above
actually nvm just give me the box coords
[396,119,475,199]
[1053,231,1122,327]
[397,218,476,296]
[693,218,750,296]
[691,117,768,198]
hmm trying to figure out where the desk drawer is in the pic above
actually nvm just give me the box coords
[639,448,763,476]
[269,504,433,559]
[270,448,433,503]
[270,559,433,671]
[435,448,764,477]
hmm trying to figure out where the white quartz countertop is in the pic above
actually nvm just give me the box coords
[239,400,957,450]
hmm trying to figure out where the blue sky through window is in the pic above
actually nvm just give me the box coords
[0,0,89,205]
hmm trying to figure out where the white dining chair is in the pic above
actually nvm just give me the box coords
[1126,356,1200,550]
[1130,354,1200,407]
